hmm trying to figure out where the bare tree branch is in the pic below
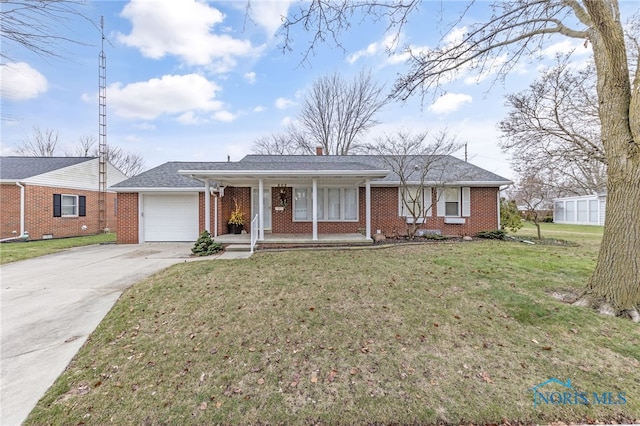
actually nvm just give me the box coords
[365,129,462,238]
[16,126,59,156]
[252,69,388,155]
[499,56,607,194]
[1,0,92,61]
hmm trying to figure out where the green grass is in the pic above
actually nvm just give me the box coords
[24,225,640,425]
[0,233,116,264]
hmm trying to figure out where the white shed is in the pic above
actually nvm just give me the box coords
[553,194,606,226]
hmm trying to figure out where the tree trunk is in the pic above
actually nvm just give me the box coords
[579,1,640,320]
[583,169,640,318]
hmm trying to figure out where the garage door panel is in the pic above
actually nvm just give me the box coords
[143,194,199,242]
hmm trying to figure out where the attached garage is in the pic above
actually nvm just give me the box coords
[141,193,199,242]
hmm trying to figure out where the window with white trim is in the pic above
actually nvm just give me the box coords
[444,187,460,216]
[293,186,359,222]
[437,187,470,218]
[294,188,312,220]
[53,194,86,217]
[62,195,78,216]
[398,186,432,220]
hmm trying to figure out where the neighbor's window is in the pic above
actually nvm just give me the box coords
[577,200,588,222]
[53,194,86,217]
[444,187,460,216]
[589,200,598,223]
[62,195,79,216]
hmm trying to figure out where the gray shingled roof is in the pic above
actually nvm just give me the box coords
[110,162,216,188]
[242,155,510,183]
[0,156,95,180]
[112,155,511,189]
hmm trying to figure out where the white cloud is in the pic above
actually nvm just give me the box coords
[0,62,48,100]
[347,34,405,64]
[244,72,257,84]
[134,122,156,131]
[275,97,295,110]
[108,73,223,120]
[253,105,266,113]
[213,110,236,122]
[247,1,292,35]
[177,111,203,125]
[428,93,472,115]
[117,0,259,70]
[541,39,591,58]
[443,26,467,45]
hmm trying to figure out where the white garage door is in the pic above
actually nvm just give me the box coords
[143,193,199,242]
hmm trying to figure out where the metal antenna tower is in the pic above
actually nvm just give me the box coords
[98,16,107,232]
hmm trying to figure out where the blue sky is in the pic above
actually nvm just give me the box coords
[1,0,621,179]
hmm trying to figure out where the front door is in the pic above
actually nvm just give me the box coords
[252,187,272,230]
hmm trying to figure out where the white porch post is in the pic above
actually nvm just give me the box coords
[258,178,265,241]
[204,179,211,233]
[312,178,318,240]
[214,194,218,237]
[365,179,372,240]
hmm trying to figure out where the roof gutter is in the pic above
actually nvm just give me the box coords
[110,187,210,193]
[177,169,390,180]
[373,180,513,187]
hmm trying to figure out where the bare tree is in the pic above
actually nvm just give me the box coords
[279,1,640,320]
[65,134,145,177]
[499,57,607,195]
[16,126,59,156]
[366,129,461,238]
[1,0,89,60]
[512,174,556,240]
[252,69,388,155]
[252,127,307,155]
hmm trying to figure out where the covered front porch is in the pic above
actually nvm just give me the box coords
[178,161,389,244]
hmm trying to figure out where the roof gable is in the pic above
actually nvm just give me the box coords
[0,157,94,180]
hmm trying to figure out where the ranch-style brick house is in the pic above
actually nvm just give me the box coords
[111,154,511,245]
[0,157,128,241]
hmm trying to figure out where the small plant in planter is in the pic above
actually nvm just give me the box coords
[228,198,245,234]
[191,230,223,256]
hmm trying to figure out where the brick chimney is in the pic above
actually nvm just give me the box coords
[316,146,324,156]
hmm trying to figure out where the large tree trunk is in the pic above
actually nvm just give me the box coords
[580,1,640,320]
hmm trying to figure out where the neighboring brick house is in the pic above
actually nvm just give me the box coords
[0,157,128,240]
[111,154,511,244]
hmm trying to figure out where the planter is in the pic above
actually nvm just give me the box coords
[228,223,244,234]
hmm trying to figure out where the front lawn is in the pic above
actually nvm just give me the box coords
[25,227,639,425]
[0,233,116,264]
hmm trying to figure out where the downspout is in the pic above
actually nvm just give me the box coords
[0,183,29,242]
[17,182,26,237]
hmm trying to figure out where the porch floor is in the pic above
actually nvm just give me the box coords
[214,232,372,247]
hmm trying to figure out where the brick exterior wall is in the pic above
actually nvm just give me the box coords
[1,184,22,239]
[218,187,251,235]
[114,185,499,244]
[116,192,139,244]
[0,184,118,240]
[216,185,499,237]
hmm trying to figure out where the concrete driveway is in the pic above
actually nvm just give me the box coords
[0,243,196,426]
